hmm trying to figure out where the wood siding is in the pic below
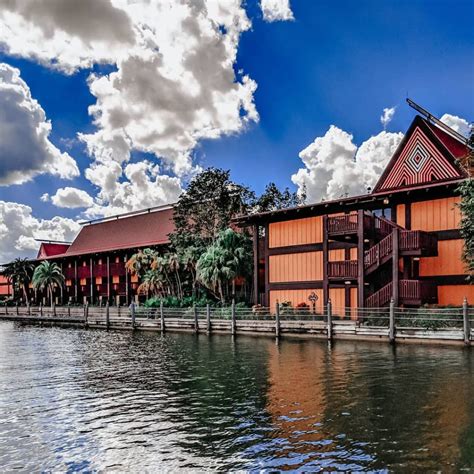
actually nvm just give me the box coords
[438,285,474,306]
[397,204,406,228]
[269,289,323,312]
[269,216,323,248]
[350,287,358,320]
[419,239,465,276]
[269,251,323,283]
[411,197,461,231]
[329,288,345,317]
[329,249,345,261]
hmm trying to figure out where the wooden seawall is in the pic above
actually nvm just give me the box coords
[0,304,472,347]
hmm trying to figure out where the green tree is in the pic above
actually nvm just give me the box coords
[1,258,34,304]
[459,178,474,281]
[254,182,306,213]
[32,261,65,307]
[197,229,252,304]
[137,269,165,297]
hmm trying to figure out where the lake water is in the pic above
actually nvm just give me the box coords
[0,322,473,471]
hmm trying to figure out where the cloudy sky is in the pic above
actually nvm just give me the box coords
[0,0,473,262]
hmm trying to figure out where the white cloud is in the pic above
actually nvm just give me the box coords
[292,126,403,202]
[380,106,396,129]
[0,63,79,185]
[440,113,471,138]
[260,0,294,22]
[0,201,80,262]
[0,0,264,214]
[50,187,94,209]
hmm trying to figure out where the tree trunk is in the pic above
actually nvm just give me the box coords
[218,280,224,305]
[49,284,53,308]
[23,284,29,306]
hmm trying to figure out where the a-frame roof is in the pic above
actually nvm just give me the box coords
[373,115,469,193]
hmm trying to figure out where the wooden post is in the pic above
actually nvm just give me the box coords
[67,303,71,318]
[53,302,56,317]
[74,259,78,303]
[194,305,199,333]
[231,300,236,336]
[463,297,470,345]
[275,301,281,338]
[27,302,30,316]
[327,299,333,341]
[16,302,19,315]
[389,298,396,344]
[90,257,94,306]
[253,224,259,306]
[357,210,365,313]
[206,304,211,334]
[131,302,136,329]
[392,228,399,307]
[322,215,329,307]
[160,301,165,332]
[107,255,111,301]
[84,303,89,328]
[106,301,110,329]
[39,303,43,317]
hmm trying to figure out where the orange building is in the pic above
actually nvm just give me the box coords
[236,114,473,314]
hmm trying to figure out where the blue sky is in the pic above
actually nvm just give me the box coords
[0,0,472,260]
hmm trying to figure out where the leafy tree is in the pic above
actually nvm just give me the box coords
[1,258,34,304]
[254,182,306,213]
[137,269,165,297]
[32,261,64,307]
[196,229,252,304]
[459,178,474,282]
[125,248,158,278]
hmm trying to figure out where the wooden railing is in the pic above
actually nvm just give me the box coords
[374,215,400,237]
[77,267,91,279]
[328,260,358,279]
[64,267,75,279]
[366,281,393,308]
[327,214,358,234]
[366,279,437,307]
[399,230,437,253]
[364,233,393,269]
[110,263,126,276]
[93,264,108,277]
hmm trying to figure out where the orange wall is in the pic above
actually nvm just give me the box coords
[269,251,323,283]
[438,285,474,306]
[269,288,323,312]
[329,288,345,315]
[329,249,345,261]
[411,197,461,231]
[419,239,465,276]
[269,216,323,248]
[0,276,11,296]
[397,204,406,228]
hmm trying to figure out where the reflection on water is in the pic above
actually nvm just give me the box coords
[0,322,472,471]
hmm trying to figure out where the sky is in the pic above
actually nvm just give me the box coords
[0,0,473,262]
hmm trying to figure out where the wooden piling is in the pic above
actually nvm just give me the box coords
[194,305,199,333]
[84,303,89,328]
[53,302,56,317]
[327,300,332,341]
[463,297,470,345]
[160,302,165,332]
[106,301,110,329]
[131,302,136,329]
[206,304,211,334]
[389,298,396,343]
[67,303,71,318]
[16,303,19,315]
[27,303,30,316]
[231,300,236,336]
[39,303,43,317]
[275,301,281,338]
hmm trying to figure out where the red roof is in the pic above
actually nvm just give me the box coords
[425,120,470,159]
[37,243,71,259]
[61,207,175,257]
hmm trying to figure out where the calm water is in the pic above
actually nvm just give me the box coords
[0,322,473,472]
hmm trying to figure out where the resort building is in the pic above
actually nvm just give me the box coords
[236,114,473,314]
[32,205,174,305]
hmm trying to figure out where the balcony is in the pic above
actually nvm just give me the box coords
[328,260,358,279]
[64,267,75,279]
[110,262,126,276]
[93,264,108,277]
[366,280,438,307]
[399,231,438,257]
[77,267,91,279]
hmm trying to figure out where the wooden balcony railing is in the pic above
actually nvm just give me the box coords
[64,267,75,279]
[77,267,91,279]
[364,233,393,269]
[110,263,126,276]
[366,280,437,307]
[327,214,359,234]
[328,260,358,279]
[93,264,108,277]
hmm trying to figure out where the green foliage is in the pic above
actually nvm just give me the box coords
[254,182,306,213]
[144,295,217,308]
[32,261,64,307]
[1,258,34,303]
[458,178,474,281]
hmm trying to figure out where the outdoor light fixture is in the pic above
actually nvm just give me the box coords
[344,281,351,285]
[413,257,420,261]
[383,198,390,205]
[364,238,370,243]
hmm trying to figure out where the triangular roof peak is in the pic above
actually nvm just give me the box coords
[373,115,469,193]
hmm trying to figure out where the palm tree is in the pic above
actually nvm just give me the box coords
[196,246,231,303]
[137,269,164,297]
[167,253,183,299]
[32,261,64,307]
[1,258,34,304]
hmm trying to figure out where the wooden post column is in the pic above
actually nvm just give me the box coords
[253,224,259,306]
[74,259,78,303]
[322,215,329,307]
[357,210,365,310]
[392,228,399,307]
[107,255,111,302]
[125,254,129,304]
[90,257,94,305]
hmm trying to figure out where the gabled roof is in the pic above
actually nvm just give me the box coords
[373,115,469,193]
[62,207,175,257]
[37,243,70,259]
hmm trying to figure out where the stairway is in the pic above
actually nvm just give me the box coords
[366,280,438,308]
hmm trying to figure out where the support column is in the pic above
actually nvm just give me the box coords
[264,224,270,308]
[392,228,399,307]
[74,259,78,303]
[125,254,129,304]
[253,224,259,306]
[90,257,94,305]
[357,210,365,310]
[322,215,329,307]
[107,255,111,302]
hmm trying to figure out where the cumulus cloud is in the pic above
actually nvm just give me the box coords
[292,126,403,202]
[440,113,471,138]
[380,106,396,129]
[0,0,270,215]
[0,201,80,262]
[0,63,79,185]
[50,187,94,209]
[260,0,294,22]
